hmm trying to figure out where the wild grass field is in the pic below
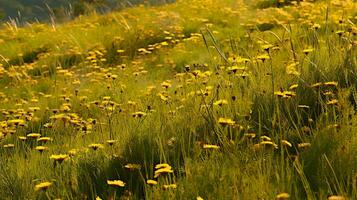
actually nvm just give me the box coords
[0,0,356,199]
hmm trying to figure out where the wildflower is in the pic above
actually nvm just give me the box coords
[324,81,338,87]
[155,163,171,169]
[298,143,311,149]
[27,133,41,139]
[312,23,321,30]
[163,184,177,190]
[43,123,54,128]
[328,196,345,200]
[35,181,52,192]
[298,105,310,109]
[213,99,228,106]
[37,137,53,143]
[124,163,141,170]
[146,179,158,186]
[256,54,270,62]
[327,99,338,105]
[286,62,300,76]
[154,164,174,178]
[35,146,48,153]
[161,81,172,89]
[197,197,204,200]
[7,119,25,126]
[68,149,77,157]
[3,144,15,148]
[50,154,69,163]
[106,140,117,146]
[29,107,40,112]
[274,91,296,98]
[107,180,126,187]
[103,96,111,101]
[203,144,220,150]
[243,133,256,139]
[289,84,298,90]
[259,141,278,149]
[281,140,292,148]
[303,47,314,55]
[88,143,104,150]
[276,192,290,200]
[262,44,274,51]
[323,91,334,96]
[18,136,27,141]
[227,66,245,74]
[132,111,147,118]
[260,135,271,141]
[160,41,169,46]
[218,117,235,126]
[335,30,344,36]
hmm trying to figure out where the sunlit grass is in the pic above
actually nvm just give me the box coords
[0,0,356,199]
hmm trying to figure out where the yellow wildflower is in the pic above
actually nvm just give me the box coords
[35,181,52,192]
[146,180,158,186]
[107,180,125,187]
[218,118,235,126]
[202,144,220,150]
[276,192,290,200]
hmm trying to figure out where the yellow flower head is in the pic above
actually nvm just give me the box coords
[50,154,69,163]
[124,163,141,170]
[37,137,53,142]
[213,99,228,106]
[202,144,220,150]
[218,117,235,126]
[146,179,158,186]
[131,111,147,118]
[163,184,177,190]
[106,140,117,146]
[35,146,48,152]
[35,181,52,192]
[107,180,126,187]
[88,143,104,150]
[154,164,174,178]
[27,133,41,139]
[276,192,290,200]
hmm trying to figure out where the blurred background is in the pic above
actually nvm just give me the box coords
[0,0,175,23]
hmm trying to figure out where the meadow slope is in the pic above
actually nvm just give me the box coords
[0,0,356,199]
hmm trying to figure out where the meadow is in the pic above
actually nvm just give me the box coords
[0,0,356,199]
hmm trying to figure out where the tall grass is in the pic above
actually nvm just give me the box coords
[0,0,356,199]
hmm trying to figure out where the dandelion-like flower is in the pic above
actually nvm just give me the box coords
[154,163,174,178]
[218,117,235,126]
[146,179,158,186]
[35,181,52,192]
[124,163,141,170]
[202,144,220,150]
[213,99,228,106]
[106,140,117,146]
[35,146,48,153]
[298,143,311,149]
[107,180,126,187]
[27,133,41,139]
[328,196,345,200]
[132,111,147,118]
[88,143,104,150]
[50,154,69,164]
[163,184,177,190]
[276,192,290,200]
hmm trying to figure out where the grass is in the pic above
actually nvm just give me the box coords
[0,0,356,199]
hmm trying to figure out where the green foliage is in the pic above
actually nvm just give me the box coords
[0,0,356,199]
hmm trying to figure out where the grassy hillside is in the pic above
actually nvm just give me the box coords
[0,0,356,199]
